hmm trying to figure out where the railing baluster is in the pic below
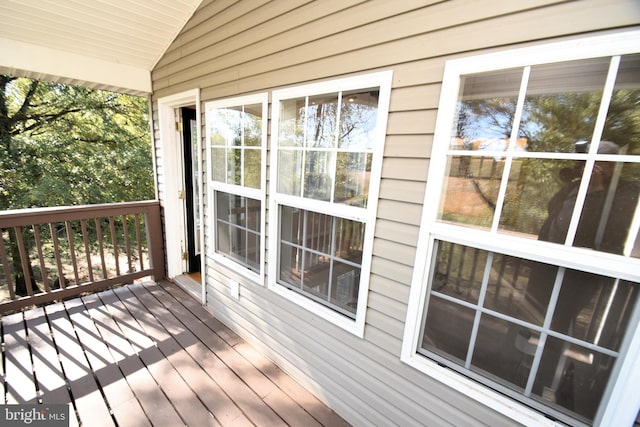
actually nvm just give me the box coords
[0,229,16,300]
[32,225,50,292]
[65,221,80,285]
[122,215,133,273]
[134,213,144,271]
[95,218,107,279]
[109,216,120,276]
[14,226,35,296]
[50,223,66,289]
[81,220,94,282]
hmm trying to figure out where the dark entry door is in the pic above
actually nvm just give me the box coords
[181,107,201,273]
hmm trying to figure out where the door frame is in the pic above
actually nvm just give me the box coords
[157,89,205,303]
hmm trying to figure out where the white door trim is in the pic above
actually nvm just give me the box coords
[156,89,204,302]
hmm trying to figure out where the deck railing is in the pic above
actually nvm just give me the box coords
[0,200,164,314]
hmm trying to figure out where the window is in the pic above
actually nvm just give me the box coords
[402,32,640,426]
[269,72,393,335]
[205,94,268,280]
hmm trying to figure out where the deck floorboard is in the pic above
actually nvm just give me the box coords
[1,280,349,427]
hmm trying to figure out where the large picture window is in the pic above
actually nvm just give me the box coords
[206,94,267,280]
[269,72,392,335]
[402,32,640,427]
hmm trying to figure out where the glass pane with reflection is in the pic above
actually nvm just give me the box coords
[334,152,371,207]
[472,315,540,391]
[307,93,338,148]
[227,148,241,185]
[484,253,553,326]
[602,54,640,156]
[277,149,303,196]
[499,158,581,238]
[243,103,263,147]
[243,148,261,189]
[278,98,305,147]
[303,150,333,201]
[552,273,638,351]
[430,241,486,305]
[421,295,475,364]
[339,89,380,150]
[331,260,360,314]
[211,147,226,183]
[532,336,619,423]
[450,69,522,151]
[521,58,610,153]
[573,161,640,256]
[439,155,503,228]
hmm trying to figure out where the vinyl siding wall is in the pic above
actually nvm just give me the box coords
[150,1,640,425]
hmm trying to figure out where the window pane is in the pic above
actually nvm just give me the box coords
[331,260,360,314]
[575,161,640,256]
[451,69,522,150]
[279,241,302,287]
[521,58,610,153]
[472,315,538,391]
[277,149,303,196]
[211,147,226,183]
[243,103,263,147]
[246,231,260,269]
[245,197,261,233]
[215,192,261,272]
[603,54,640,156]
[302,250,330,299]
[244,148,261,189]
[552,274,638,351]
[209,108,242,146]
[303,150,333,201]
[335,152,371,207]
[339,89,379,150]
[334,217,364,264]
[307,93,338,148]
[500,158,581,238]
[485,253,553,326]
[228,148,241,185]
[421,295,475,364]
[430,241,485,305]
[305,210,332,254]
[439,155,503,228]
[532,336,619,423]
[279,98,305,147]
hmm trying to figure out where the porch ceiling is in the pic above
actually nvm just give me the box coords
[0,0,203,95]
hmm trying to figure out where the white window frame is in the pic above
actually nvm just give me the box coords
[268,71,393,336]
[205,93,268,283]
[401,31,640,427]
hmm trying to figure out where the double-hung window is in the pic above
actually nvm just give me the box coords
[269,72,392,335]
[205,94,268,281]
[402,32,640,426]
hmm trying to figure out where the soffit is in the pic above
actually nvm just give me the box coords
[0,0,203,95]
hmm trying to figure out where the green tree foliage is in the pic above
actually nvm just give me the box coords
[0,75,154,210]
[0,75,154,295]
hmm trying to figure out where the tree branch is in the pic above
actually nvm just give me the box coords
[11,80,39,123]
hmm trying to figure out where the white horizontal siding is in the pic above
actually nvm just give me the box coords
[151,0,640,425]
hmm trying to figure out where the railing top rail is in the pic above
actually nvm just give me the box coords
[0,200,160,228]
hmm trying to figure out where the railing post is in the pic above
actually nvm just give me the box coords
[145,203,165,281]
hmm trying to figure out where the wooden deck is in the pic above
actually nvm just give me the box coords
[1,280,349,427]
